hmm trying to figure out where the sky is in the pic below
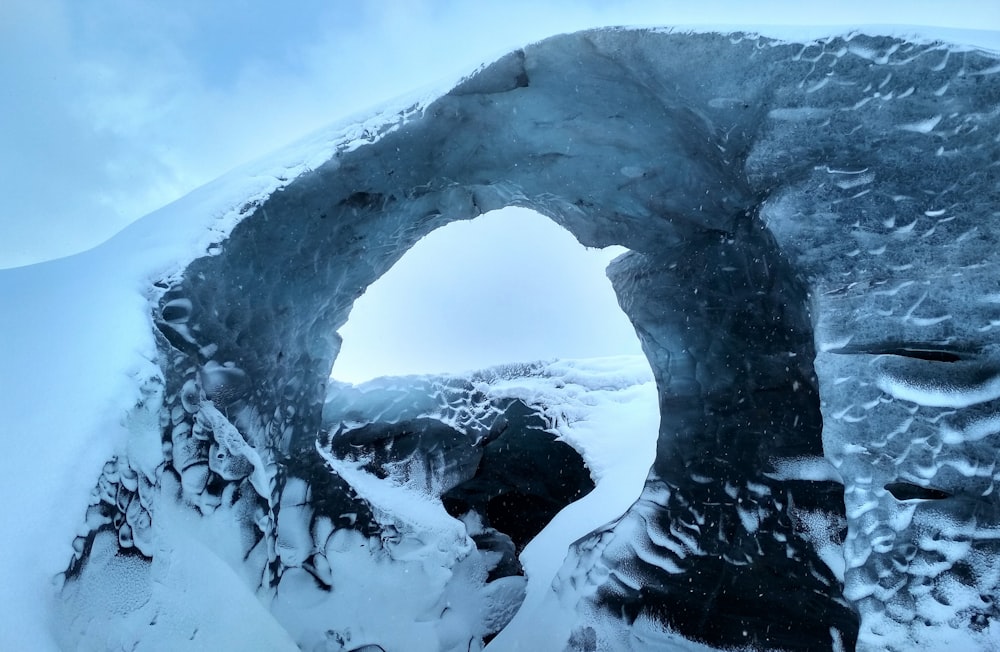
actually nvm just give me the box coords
[331,208,634,382]
[2,0,998,379]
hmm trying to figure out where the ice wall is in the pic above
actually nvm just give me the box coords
[52,28,1000,652]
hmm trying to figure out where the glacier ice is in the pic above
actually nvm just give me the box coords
[5,26,997,652]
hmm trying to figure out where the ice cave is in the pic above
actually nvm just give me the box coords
[330,207,640,383]
[1,26,1000,652]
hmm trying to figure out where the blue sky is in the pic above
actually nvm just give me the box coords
[2,1,997,379]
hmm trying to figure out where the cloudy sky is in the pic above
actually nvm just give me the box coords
[2,0,997,380]
[331,208,635,382]
[3,0,997,269]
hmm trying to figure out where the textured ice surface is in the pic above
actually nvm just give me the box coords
[55,356,650,651]
[4,25,1000,652]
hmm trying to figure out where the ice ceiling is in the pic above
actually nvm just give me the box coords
[56,28,1000,652]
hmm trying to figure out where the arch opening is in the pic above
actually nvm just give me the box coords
[319,205,662,641]
[330,206,642,383]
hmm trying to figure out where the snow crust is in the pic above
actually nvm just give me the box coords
[877,363,1000,408]
[323,355,659,652]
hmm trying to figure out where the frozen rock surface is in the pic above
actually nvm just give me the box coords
[53,28,1000,652]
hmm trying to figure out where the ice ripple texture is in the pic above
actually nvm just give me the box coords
[53,29,1000,652]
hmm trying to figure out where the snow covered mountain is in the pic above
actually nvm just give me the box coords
[2,26,1000,652]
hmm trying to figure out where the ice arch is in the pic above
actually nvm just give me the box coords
[332,206,638,382]
[59,29,1000,652]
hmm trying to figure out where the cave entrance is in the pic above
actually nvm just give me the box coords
[321,205,661,632]
[330,206,644,383]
